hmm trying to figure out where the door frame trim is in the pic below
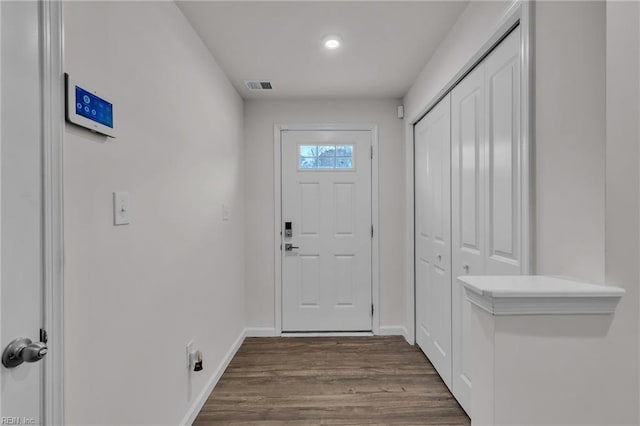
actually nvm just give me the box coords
[273,123,380,335]
[405,0,534,344]
[41,1,65,424]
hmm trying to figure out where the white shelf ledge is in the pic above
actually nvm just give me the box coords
[460,275,625,315]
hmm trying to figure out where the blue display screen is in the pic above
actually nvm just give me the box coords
[75,86,113,128]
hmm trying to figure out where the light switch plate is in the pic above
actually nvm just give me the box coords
[113,192,130,225]
[222,204,230,221]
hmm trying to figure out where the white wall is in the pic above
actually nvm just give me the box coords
[403,1,513,121]
[536,1,606,284]
[519,3,639,419]
[606,0,640,423]
[505,5,640,421]
[63,2,245,424]
[244,99,405,333]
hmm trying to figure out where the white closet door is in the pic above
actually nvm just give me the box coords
[415,94,452,389]
[484,26,522,275]
[451,64,485,414]
[414,25,525,412]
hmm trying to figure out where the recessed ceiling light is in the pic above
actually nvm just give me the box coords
[323,36,342,50]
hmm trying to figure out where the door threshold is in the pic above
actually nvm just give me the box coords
[281,331,373,337]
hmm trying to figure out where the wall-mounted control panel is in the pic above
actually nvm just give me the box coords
[65,73,116,138]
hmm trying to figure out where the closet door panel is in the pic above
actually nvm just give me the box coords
[415,93,452,389]
[414,24,526,416]
[451,64,485,414]
[484,26,522,275]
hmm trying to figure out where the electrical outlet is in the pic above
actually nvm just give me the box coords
[186,341,193,369]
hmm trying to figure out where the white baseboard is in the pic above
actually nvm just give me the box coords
[376,325,409,338]
[281,331,373,337]
[180,329,246,426]
[403,329,412,344]
[244,327,278,337]
[245,327,411,339]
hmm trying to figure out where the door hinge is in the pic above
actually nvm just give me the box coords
[371,225,374,238]
[370,146,373,159]
[40,328,48,344]
[371,304,374,316]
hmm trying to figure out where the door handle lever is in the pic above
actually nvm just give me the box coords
[284,243,299,251]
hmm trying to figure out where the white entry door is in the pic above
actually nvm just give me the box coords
[415,94,452,389]
[1,1,48,422]
[281,129,372,332]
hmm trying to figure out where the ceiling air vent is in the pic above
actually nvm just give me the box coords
[244,80,273,91]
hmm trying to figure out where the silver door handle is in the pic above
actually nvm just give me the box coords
[2,337,48,368]
[284,243,299,251]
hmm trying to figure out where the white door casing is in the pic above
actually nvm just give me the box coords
[281,129,373,332]
[1,1,45,421]
[451,63,485,414]
[415,94,452,389]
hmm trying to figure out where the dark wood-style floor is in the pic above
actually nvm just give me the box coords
[193,336,470,425]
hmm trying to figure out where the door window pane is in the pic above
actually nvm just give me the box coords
[336,157,353,168]
[299,157,318,169]
[318,156,335,168]
[336,145,353,156]
[298,144,355,170]
[299,145,318,157]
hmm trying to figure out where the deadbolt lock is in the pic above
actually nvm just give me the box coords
[284,221,293,238]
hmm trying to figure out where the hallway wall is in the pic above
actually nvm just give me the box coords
[605,1,640,423]
[243,99,405,333]
[63,2,245,424]
[403,1,512,119]
[535,1,606,285]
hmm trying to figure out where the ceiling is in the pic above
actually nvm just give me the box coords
[176,1,468,100]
